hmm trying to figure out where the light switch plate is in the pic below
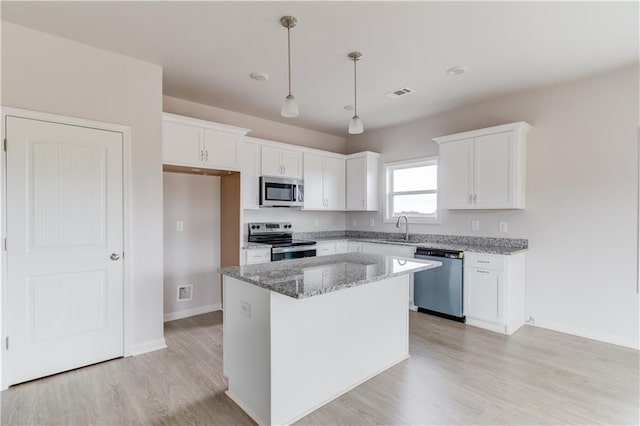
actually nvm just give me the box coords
[352,219,357,226]
[471,220,480,231]
[314,219,320,228]
[240,301,251,317]
[499,221,508,233]
[176,221,184,232]
[369,218,375,227]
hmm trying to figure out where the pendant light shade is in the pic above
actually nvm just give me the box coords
[280,16,299,118]
[348,114,364,134]
[348,51,364,134]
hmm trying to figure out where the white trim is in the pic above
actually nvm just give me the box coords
[163,303,222,322]
[162,112,250,136]
[433,121,532,144]
[245,135,346,159]
[225,390,270,426]
[131,338,168,356]
[529,320,639,350]
[0,106,135,387]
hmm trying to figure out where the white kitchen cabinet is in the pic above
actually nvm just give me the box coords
[346,152,380,211]
[239,140,261,210]
[347,242,363,253]
[261,145,302,179]
[435,122,531,209]
[242,247,271,265]
[361,242,415,258]
[162,113,250,170]
[316,240,348,257]
[463,251,525,335]
[303,153,345,211]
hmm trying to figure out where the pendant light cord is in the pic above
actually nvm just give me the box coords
[287,25,292,96]
[353,58,358,116]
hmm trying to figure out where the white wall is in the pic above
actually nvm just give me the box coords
[163,173,221,321]
[164,95,346,154]
[1,22,165,353]
[243,209,346,233]
[347,66,639,348]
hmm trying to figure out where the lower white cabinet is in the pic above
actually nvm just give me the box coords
[463,251,525,335]
[242,247,271,265]
[347,242,363,253]
[361,242,415,258]
[316,240,348,257]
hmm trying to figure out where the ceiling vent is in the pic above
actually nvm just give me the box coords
[385,87,415,99]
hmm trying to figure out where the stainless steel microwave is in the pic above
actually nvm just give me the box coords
[259,176,304,207]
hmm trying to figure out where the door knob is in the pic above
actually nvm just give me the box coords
[110,253,120,261]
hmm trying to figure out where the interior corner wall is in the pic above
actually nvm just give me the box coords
[163,173,221,320]
[346,65,640,349]
[1,23,165,351]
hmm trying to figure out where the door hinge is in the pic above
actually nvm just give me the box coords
[5,337,8,350]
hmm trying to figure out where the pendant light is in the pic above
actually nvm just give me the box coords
[280,16,299,118]
[348,51,364,134]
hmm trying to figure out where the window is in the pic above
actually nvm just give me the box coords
[384,157,439,223]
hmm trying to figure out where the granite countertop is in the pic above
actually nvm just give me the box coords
[219,252,441,299]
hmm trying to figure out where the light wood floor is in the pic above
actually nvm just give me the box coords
[2,311,638,425]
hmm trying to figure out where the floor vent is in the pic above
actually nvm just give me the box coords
[385,87,415,99]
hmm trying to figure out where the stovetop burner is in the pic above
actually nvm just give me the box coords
[247,222,316,247]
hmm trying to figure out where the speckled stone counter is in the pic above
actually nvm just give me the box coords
[219,252,440,299]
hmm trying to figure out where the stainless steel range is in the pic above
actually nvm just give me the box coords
[248,222,317,261]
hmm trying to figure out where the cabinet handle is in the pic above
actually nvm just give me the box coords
[468,194,472,204]
[205,150,209,162]
[283,165,286,174]
[474,194,478,204]
[477,260,490,264]
[361,199,365,208]
[496,276,500,318]
[200,150,204,162]
[477,270,490,274]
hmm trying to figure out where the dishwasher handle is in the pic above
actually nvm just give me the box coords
[415,248,464,259]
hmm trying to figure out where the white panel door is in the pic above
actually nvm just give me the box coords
[324,157,345,210]
[303,153,325,209]
[346,157,365,210]
[439,138,473,209]
[474,132,512,208]
[162,120,203,166]
[6,117,124,386]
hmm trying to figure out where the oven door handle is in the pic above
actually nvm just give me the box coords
[272,245,317,254]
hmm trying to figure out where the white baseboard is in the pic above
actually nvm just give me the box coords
[131,338,167,356]
[164,303,222,322]
[530,319,639,350]
[225,390,269,426]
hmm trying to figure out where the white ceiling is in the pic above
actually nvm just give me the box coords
[2,1,638,136]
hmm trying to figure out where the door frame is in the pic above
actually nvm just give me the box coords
[0,106,134,389]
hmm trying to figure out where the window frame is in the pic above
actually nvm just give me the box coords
[383,156,440,224]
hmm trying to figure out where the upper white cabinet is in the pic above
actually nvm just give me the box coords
[162,113,250,170]
[239,139,261,210]
[303,153,346,210]
[435,122,531,209]
[261,145,302,179]
[346,152,380,211]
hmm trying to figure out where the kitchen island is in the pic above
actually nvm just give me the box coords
[218,252,441,425]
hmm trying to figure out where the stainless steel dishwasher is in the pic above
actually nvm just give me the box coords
[414,248,465,322]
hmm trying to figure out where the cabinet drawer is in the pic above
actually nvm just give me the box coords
[245,248,271,264]
[316,243,336,257]
[464,252,505,270]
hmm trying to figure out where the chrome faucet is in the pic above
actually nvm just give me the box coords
[395,215,409,241]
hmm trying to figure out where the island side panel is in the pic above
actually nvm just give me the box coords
[269,275,410,425]
[223,276,272,425]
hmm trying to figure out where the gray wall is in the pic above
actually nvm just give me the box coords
[346,65,639,348]
[163,173,221,319]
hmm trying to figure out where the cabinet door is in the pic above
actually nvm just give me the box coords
[239,141,261,210]
[281,149,302,178]
[316,242,336,257]
[261,145,282,176]
[303,153,326,209]
[163,120,203,166]
[324,157,345,210]
[474,132,512,208]
[335,241,348,254]
[465,268,503,324]
[347,242,362,253]
[346,157,365,210]
[203,129,238,169]
[439,138,473,209]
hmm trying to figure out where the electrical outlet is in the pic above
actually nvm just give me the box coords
[499,221,508,233]
[177,285,192,301]
[240,301,251,317]
[471,220,480,231]
[369,218,375,227]
[314,219,320,228]
[176,221,184,232]
[528,315,535,325]
[352,219,357,226]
